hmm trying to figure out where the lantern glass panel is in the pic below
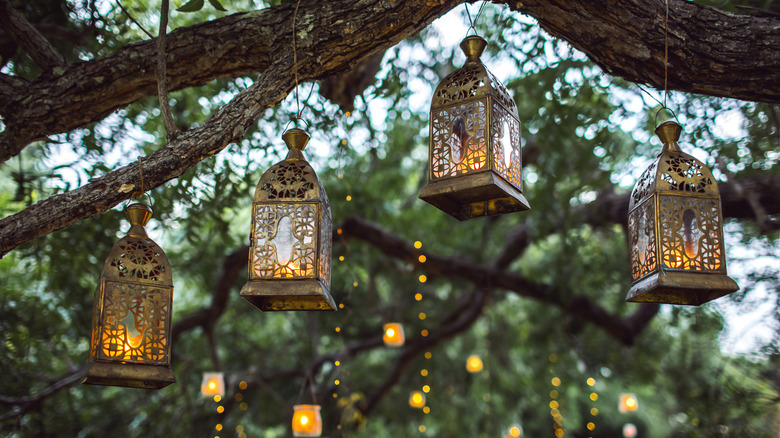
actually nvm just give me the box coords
[251,203,319,279]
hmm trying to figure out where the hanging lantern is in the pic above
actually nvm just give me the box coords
[623,423,638,438]
[383,323,405,347]
[419,35,530,220]
[241,128,336,311]
[508,425,524,437]
[627,121,738,305]
[201,372,225,397]
[619,393,639,413]
[466,354,483,373]
[83,203,176,389]
[409,390,426,408]
[292,404,322,437]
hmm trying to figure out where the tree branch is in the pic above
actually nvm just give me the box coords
[0,367,86,422]
[1,0,779,162]
[0,0,65,71]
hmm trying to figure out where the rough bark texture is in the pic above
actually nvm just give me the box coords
[0,0,779,163]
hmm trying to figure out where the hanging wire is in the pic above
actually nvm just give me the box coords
[663,0,670,109]
[292,0,304,121]
[464,1,487,36]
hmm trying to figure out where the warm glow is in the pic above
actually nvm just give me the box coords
[422,385,431,393]
[418,312,426,320]
[419,275,427,283]
[619,394,639,413]
[239,402,248,411]
[423,406,430,414]
[292,405,322,437]
[409,391,426,408]
[420,369,428,377]
[339,256,344,261]
[335,327,341,333]
[334,380,340,386]
[550,390,559,399]
[551,377,561,387]
[414,241,422,249]
[555,428,564,437]
[418,255,427,263]
[587,377,596,386]
[215,424,222,431]
[663,249,684,269]
[425,352,432,359]
[590,392,598,401]
[421,330,429,337]
[383,323,405,347]
[549,401,559,409]
[587,422,595,431]
[201,372,225,397]
[623,423,638,438]
[216,406,224,413]
[591,408,599,416]
[466,355,483,373]
[335,361,340,367]
[214,395,221,403]
[239,381,247,390]
[418,425,426,432]
[509,426,522,437]
[549,354,558,363]
[415,293,423,301]
[346,195,352,201]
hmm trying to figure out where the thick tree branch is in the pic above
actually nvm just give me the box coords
[0,367,86,421]
[1,0,779,162]
[0,0,65,71]
[508,0,780,103]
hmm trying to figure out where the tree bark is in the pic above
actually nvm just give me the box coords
[0,0,779,163]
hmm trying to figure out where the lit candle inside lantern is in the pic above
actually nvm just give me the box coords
[623,423,637,438]
[292,404,322,437]
[409,391,426,408]
[383,323,405,347]
[466,355,483,373]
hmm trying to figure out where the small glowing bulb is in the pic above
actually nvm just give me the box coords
[590,392,598,401]
[587,422,595,431]
[346,195,352,201]
[418,255,426,263]
[415,293,422,301]
[337,228,343,235]
[423,406,430,414]
[421,329,428,337]
[422,385,430,393]
[419,275,427,283]
[425,352,432,359]
[335,327,341,333]
[215,424,222,431]
[414,241,422,249]
[338,303,344,309]
[587,377,596,386]
[217,406,224,413]
[386,328,395,337]
[509,426,521,437]
[353,281,358,287]
[421,369,428,377]
[552,377,561,386]
[418,425,426,432]
[334,380,340,385]
[418,312,426,320]
[335,360,341,366]
[591,408,599,416]
[239,381,247,390]
[214,395,221,403]
[339,256,344,261]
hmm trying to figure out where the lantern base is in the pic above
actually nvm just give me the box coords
[83,361,176,389]
[240,280,337,311]
[626,270,739,306]
[418,171,530,221]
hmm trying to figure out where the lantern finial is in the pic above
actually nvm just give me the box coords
[283,128,310,160]
[460,35,487,61]
[655,120,683,150]
[126,202,152,238]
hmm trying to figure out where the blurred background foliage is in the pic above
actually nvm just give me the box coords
[1,0,778,437]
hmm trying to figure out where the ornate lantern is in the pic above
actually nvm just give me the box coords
[419,35,530,220]
[83,203,175,389]
[627,121,738,305]
[466,354,483,373]
[623,423,638,438]
[201,372,225,397]
[292,404,322,437]
[383,322,405,347]
[619,393,638,413]
[409,391,426,408]
[241,128,335,311]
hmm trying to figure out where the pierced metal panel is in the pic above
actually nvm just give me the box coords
[95,282,171,364]
[658,154,714,194]
[630,161,658,209]
[430,100,488,179]
[251,203,319,279]
[628,197,657,281]
[658,195,724,272]
[433,64,488,107]
[261,161,318,200]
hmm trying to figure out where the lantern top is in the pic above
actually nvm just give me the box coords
[460,35,487,61]
[282,128,310,159]
[431,37,518,118]
[102,204,172,285]
[254,132,329,205]
[629,121,718,210]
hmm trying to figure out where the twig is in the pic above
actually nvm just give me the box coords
[117,0,155,39]
[156,0,180,137]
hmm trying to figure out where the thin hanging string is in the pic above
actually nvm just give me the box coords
[136,157,144,199]
[307,371,318,404]
[464,1,487,35]
[663,0,669,109]
[292,0,303,120]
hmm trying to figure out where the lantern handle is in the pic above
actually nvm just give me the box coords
[654,106,681,127]
[284,117,310,133]
[464,1,487,38]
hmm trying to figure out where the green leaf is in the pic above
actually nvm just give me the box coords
[208,0,227,11]
[176,0,204,13]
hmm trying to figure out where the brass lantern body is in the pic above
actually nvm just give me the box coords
[84,203,176,389]
[419,35,530,220]
[240,128,336,311]
[626,121,738,305]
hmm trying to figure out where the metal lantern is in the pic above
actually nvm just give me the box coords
[383,322,405,347]
[619,393,638,413]
[627,121,738,305]
[419,35,530,220]
[466,354,483,373]
[292,404,322,437]
[201,372,225,397]
[84,203,175,389]
[241,128,335,311]
[409,391,426,408]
